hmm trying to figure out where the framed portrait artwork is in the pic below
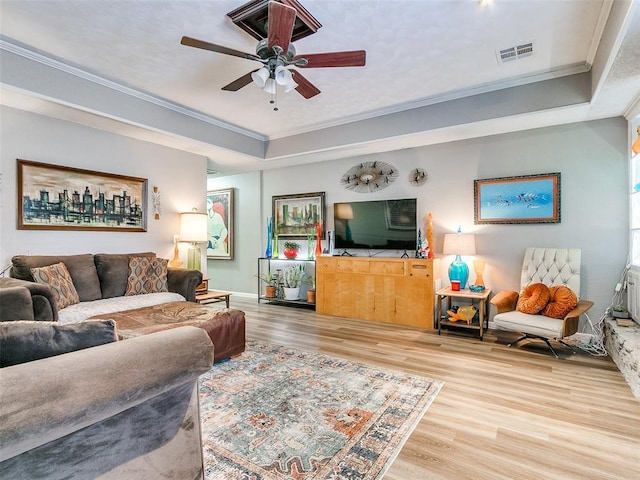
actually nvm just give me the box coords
[17,159,147,231]
[272,192,325,238]
[206,188,234,259]
[474,172,561,224]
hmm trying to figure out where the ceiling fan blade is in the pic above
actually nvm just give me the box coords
[267,2,296,54]
[292,71,320,99]
[294,50,366,68]
[181,36,262,62]
[222,71,257,91]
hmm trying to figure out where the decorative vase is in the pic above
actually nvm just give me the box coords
[265,218,273,258]
[265,285,276,298]
[426,213,435,259]
[315,221,323,257]
[283,287,300,300]
[272,234,279,258]
[307,234,314,259]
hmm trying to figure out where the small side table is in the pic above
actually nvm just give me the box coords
[196,290,232,308]
[436,286,491,340]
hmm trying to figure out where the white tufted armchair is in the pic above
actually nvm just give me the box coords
[491,247,594,358]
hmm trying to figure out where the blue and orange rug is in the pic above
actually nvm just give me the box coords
[199,341,443,480]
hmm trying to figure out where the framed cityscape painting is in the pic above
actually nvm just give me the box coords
[17,159,147,231]
[272,191,325,238]
[474,172,561,224]
[206,188,234,259]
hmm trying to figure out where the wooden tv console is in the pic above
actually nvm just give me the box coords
[315,256,440,329]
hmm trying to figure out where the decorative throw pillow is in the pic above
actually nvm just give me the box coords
[0,320,117,367]
[542,285,578,319]
[491,290,519,314]
[517,283,551,315]
[30,262,80,310]
[125,256,169,296]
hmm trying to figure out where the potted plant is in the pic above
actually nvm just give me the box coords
[283,241,301,259]
[613,305,630,319]
[256,271,277,298]
[304,273,316,303]
[282,264,304,300]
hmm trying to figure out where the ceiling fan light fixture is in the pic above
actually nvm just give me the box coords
[262,78,277,94]
[251,67,270,87]
[275,66,298,92]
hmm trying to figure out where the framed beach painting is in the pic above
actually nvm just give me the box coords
[474,173,561,224]
[272,192,325,238]
[17,159,147,231]
[207,188,234,259]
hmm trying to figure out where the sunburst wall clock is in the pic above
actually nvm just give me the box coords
[340,161,398,193]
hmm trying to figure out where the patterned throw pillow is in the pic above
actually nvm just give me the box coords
[125,256,169,296]
[30,262,80,310]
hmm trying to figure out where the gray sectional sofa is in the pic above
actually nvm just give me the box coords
[0,323,215,479]
[0,252,202,323]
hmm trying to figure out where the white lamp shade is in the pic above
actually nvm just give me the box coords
[442,233,476,255]
[251,67,269,87]
[180,211,207,243]
[262,78,276,94]
[335,203,354,220]
[275,66,298,92]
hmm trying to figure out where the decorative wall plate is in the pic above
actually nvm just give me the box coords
[340,161,398,193]
[409,168,427,186]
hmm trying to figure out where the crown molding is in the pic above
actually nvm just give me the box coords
[0,37,267,141]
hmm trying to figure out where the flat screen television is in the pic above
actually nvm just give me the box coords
[333,198,417,251]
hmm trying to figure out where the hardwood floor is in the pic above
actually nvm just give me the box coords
[229,296,640,480]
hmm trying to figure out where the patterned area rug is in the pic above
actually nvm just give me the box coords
[199,341,444,480]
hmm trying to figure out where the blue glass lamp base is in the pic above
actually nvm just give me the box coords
[448,255,469,289]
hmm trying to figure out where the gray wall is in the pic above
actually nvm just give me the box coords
[206,171,262,294]
[251,118,627,325]
[2,106,629,329]
[0,106,208,270]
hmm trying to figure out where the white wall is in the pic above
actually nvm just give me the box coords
[0,106,208,270]
[256,118,628,324]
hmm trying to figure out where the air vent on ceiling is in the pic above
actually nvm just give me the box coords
[496,41,534,64]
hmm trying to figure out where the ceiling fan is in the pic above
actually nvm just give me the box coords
[180,1,366,105]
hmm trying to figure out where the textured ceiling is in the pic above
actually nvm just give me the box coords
[1,0,639,173]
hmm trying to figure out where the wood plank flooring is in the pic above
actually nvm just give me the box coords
[229,297,640,480]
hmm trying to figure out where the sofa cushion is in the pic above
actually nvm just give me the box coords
[58,292,186,324]
[30,262,80,310]
[125,257,169,296]
[11,254,102,302]
[493,310,565,338]
[517,283,551,315]
[94,252,156,299]
[0,319,117,367]
[542,285,578,319]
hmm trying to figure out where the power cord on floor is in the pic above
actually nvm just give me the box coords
[567,262,631,356]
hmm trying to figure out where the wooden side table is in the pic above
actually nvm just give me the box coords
[436,286,491,340]
[196,290,232,308]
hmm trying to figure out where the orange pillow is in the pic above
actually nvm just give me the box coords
[542,285,578,319]
[517,283,550,314]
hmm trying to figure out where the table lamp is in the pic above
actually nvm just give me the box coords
[442,228,476,289]
[180,208,207,271]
